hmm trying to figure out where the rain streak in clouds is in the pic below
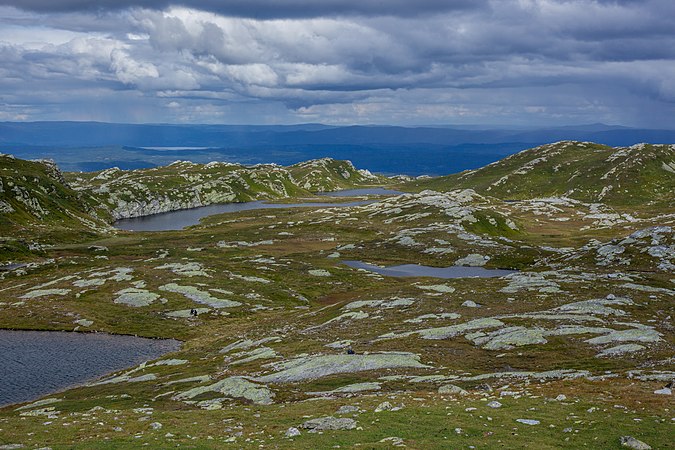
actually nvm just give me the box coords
[0,0,673,126]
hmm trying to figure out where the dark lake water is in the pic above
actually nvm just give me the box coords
[114,199,371,231]
[343,260,516,278]
[0,330,180,407]
[113,188,405,232]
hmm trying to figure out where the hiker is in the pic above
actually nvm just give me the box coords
[346,346,355,355]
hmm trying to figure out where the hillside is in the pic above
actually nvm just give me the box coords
[411,141,675,207]
[0,155,109,251]
[67,158,385,221]
[0,144,673,449]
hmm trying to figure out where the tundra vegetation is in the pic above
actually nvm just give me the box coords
[0,141,673,449]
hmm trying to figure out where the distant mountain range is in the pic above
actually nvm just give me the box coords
[1,122,674,175]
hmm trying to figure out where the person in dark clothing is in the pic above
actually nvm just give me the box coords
[346,346,355,355]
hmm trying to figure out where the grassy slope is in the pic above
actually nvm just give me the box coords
[408,141,675,207]
[0,144,672,449]
[0,155,107,258]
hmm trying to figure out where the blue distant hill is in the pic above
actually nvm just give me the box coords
[1,122,673,176]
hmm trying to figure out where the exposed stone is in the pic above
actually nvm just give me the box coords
[620,436,652,449]
[336,405,360,414]
[468,326,548,350]
[308,269,331,277]
[301,416,356,431]
[438,384,469,396]
[405,313,461,323]
[416,284,456,293]
[114,288,159,307]
[159,284,241,308]
[515,419,540,425]
[462,300,481,308]
[343,298,415,310]
[285,427,301,438]
[585,328,662,345]
[155,262,210,277]
[309,382,381,396]
[380,318,504,341]
[596,344,646,358]
[257,352,430,383]
[173,376,274,405]
[20,289,70,299]
[455,253,490,267]
[375,401,393,412]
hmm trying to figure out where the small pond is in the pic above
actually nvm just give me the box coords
[0,330,180,407]
[0,263,27,272]
[343,260,516,278]
[114,200,370,231]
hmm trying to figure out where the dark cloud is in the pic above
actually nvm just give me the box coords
[0,0,673,126]
[0,0,486,18]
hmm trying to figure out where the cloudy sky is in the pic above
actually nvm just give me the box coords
[0,0,673,126]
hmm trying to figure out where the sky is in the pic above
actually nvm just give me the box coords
[0,0,673,127]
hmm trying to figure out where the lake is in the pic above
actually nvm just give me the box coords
[113,188,403,232]
[0,330,180,407]
[343,260,516,278]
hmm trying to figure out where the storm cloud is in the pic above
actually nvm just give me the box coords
[0,0,673,126]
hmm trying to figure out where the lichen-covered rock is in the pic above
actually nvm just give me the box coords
[380,318,504,341]
[455,254,490,267]
[155,262,210,277]
[596,344,646,357]
[114,288,159,307]
[301,416,356,431]
[308,382,381,396]
[257,352,430,383]
[159,284,241,308]
[308,269,331,277]
[173,376,274,405]
[468,326,548,350]
[438,384,469,396]
[342,298,415,310]
[416,284,456,293]
[620,436,652,449]
[405,313,461,323]
[586,328,662,345]
[20,288,70,299]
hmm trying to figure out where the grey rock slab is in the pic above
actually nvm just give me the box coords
[620,436,652,449]
[586,328,662,345]
[515,419,540,425]
[438,384,469,396]
[596,344,646,358]
[301,416,357,431]
[285,427,301,438]
[336,405,360,414]
[308,382,381,396]
[257,352,430,383]
[173,376,274,405]
[159,284,241,308]
[379,318,504,341]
